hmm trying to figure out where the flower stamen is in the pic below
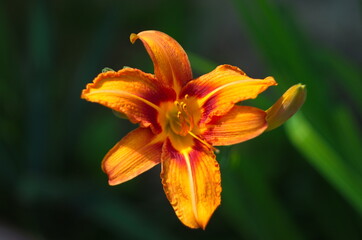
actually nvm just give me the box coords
[187,131,219,153]
[168,99,195,136]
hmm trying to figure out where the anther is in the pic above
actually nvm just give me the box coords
[187,131,218,153]
[182,104,187,111]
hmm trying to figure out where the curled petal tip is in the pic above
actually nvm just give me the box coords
[266,83,306,131]
[266,76,278,86]
[108,179,118,186]
[130,33,138,44]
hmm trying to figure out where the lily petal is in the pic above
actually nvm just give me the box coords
[161,139,221,229]
[102,127,164,186]
[181,65,277,124]
[81,68,175,133]
[203,106,267,146]
[131,30,193,94]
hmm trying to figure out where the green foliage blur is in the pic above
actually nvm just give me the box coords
[1,0,361,239]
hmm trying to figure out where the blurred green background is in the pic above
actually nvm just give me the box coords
[1,0,361,239]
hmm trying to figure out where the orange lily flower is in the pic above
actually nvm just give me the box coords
[81,30,303,229]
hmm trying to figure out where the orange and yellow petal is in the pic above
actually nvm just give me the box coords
[81,68,175,133]
[102,127,165,186]
[180,64,277,124]
[131,30,193,94]
[161,139,221,229]
[202,106,267,146]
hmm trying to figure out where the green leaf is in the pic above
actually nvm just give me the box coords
[285,113,362,215]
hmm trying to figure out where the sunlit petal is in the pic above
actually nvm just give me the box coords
[102,127,164,185]
[81,68,175,133]
[203,106,267,146]
[131,30,193,94]
[181,64,277,124]
[161,139,221,229]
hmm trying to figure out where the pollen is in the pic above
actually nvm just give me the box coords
[169,99,194,136]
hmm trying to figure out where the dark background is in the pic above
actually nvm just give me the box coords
[1,0,361,239]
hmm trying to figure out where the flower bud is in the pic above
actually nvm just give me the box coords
[266,83,306,131]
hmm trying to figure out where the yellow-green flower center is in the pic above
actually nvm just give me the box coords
[158,95,216,152]
[162,95,195,136]
[171,100,194,136]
